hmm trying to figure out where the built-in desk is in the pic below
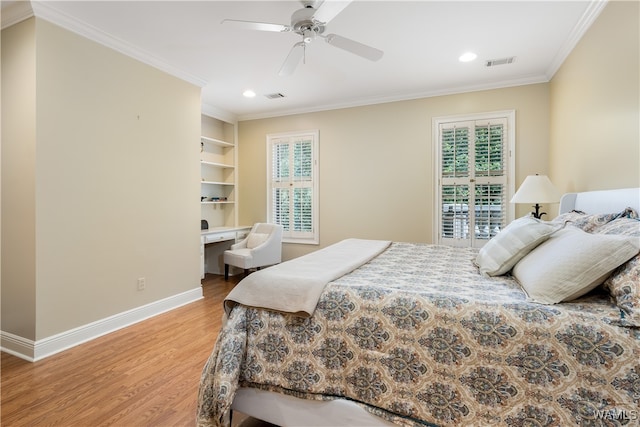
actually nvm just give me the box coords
[200,226,251,278]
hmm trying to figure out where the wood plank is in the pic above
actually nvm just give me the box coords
[1,274,241,426]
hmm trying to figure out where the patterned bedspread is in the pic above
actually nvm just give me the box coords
[197,242,640,426]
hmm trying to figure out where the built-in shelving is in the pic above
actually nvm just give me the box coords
[200,115,238,228]
[200,115,245,278]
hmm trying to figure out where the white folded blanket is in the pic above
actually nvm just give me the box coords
[224,238,392,317]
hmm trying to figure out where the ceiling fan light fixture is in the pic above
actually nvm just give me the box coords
[302,28,316,43]
[242,89,256,98]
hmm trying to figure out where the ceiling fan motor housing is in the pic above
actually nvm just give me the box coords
[291,6,325,41]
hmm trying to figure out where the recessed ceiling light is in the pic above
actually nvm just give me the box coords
[243,89,256,98]
[459,52,477,62]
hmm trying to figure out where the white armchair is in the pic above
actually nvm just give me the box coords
[224,223,283,280]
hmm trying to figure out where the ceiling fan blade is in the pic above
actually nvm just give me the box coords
[323,34,384,61]
[221,19,290,33]
[312,0,353,24]
[279,42,305,76]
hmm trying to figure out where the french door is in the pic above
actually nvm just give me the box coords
[434,112,515,247]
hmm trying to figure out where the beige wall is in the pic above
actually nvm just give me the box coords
[1,18,37,340]
[239,84,550,260]
[2,18,202,340]
[550,0,639,193]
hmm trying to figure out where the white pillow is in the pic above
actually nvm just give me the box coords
[475,216,561,276]
[513,227,640,304]
[247,232,269,249]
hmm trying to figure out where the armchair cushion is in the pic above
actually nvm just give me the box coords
[224,249,253,269]
[247,233,269,249]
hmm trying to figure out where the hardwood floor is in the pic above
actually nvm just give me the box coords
[1,274,242,427]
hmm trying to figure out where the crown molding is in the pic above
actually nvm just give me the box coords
[201,103,238,124]
[1,1,34,30]
[2,1,234,124]
[21,1,208,88]
[545,0,608,80]
[5,0,607,122]
[237,74,549,121]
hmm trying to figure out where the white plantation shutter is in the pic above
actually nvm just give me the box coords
[435,113,514,247]
[441,124,472,240]
[272,141,291,232]
[474,121,507,241]
[267,131,319,244]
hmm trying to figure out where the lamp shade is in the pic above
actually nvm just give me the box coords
[511,175,561,204]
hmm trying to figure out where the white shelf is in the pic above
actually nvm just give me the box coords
[200,160,234,169]
[201,201,235,205]
[201,135,233,148]
[201,180,234,186]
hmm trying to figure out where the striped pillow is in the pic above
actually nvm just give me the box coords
[475,216,561,277]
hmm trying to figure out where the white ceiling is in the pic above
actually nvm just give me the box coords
[3,1,605,121]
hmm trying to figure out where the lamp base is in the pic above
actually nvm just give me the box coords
[531,203,547,219]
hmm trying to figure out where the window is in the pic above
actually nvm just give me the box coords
[267,130,319,244]
[433,111,515,248]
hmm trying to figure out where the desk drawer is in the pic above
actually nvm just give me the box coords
[204,231,236,244]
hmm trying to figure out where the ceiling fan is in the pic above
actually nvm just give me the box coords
[221,0,384,76]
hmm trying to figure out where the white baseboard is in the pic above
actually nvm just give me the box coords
[1,286,203,362]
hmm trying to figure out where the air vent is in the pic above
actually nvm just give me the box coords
[265,93,286,99]
[485,57,516,67]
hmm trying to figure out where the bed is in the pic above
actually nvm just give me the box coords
[197,187,640,427]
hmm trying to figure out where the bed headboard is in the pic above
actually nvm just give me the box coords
[559,187,640,215]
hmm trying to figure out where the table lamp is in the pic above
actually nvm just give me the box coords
[511,174,561,219]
